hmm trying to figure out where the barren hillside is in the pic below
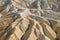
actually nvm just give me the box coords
[0,0,60,40]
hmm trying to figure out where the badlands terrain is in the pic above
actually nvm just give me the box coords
[0,0,60,40]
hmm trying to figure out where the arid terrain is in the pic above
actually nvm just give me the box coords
[0,0,60,40]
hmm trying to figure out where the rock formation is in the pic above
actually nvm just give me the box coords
[0,0,60,40]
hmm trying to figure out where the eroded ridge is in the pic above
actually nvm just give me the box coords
[0,0,60,40]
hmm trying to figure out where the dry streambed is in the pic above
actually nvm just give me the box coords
[0,0,60,40]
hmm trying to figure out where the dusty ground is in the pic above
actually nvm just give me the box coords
[0,0,60,40]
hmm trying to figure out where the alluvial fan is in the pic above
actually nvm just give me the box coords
[0,0,60,40]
